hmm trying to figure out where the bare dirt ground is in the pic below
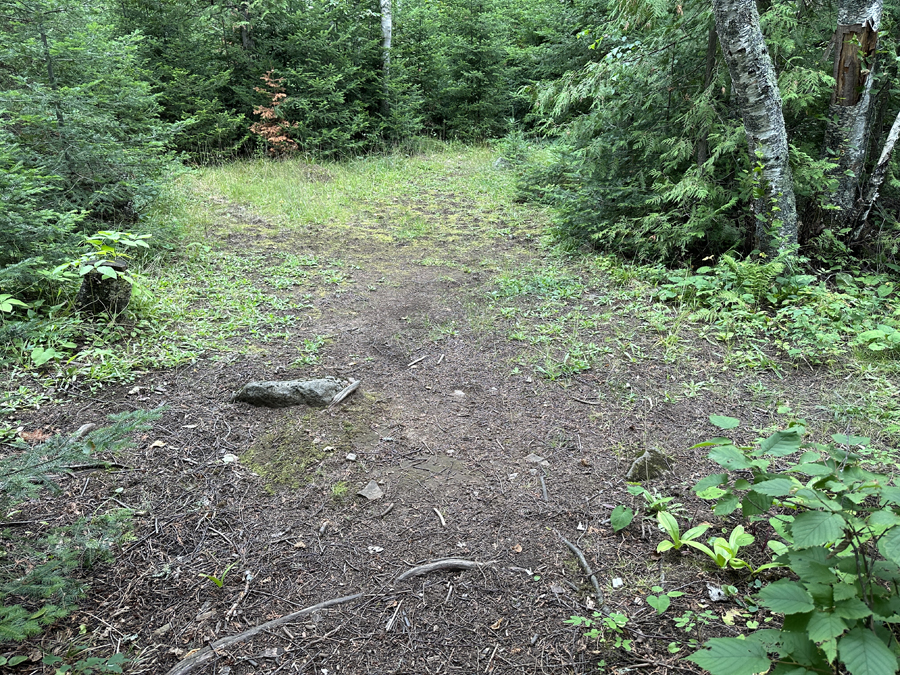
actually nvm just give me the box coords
[7,155,882,674]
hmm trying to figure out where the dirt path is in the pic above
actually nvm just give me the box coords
[11,151,886,674]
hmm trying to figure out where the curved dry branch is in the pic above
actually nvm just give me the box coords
[557,532,605,608]
[395,558,492,581]
[164,592,363,675]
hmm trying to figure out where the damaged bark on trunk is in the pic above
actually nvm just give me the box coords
[823,0,882,223]
[712,0,797,254]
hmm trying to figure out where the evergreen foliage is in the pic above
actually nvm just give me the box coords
[523,0,900,262]
[0,0,179,299]
[0,410,160,643]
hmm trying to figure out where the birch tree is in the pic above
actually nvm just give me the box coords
[712,0,797,254]
[823,0,882,225]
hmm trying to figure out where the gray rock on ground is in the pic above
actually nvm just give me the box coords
[231,377,345,408]
[624,448,669,481]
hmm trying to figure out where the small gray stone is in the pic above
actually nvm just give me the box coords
[624,448,669,481]
[231,377,345,408]
[611,577,624,589]
[358,481,384,500]
[346,453,357,462]
[525,453,550,467]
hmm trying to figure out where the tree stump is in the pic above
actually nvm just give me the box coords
[74,260,132,317]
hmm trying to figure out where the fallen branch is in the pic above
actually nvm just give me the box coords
[395,558,492,582]
[572,398,603,406]
[556,532,605,608]
[163,592,363,675]
[328,380,360,408]
[407,355,428,367]
[433,507,446,527]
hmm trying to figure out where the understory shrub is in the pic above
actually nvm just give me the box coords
[0,409,160,642]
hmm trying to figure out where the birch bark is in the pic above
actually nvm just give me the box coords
[823,0,882,222]
[712,0,797,253]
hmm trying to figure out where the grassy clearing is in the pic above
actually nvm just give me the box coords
[2,142,899,456]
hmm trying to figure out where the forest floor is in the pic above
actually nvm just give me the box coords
[9,146,900,674]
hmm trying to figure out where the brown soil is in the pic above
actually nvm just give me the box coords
[5,160,864,674]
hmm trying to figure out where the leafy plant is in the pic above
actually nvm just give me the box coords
[1,410,160,642]
[687,419,900,675]
[566,611,632,652]
[52,231,151,282]
[655,511,711,554]
[199,561,237,589]
[610,505,634,532]
[646,586,685,615]
[627,484,683,514]
[43,652,128,674]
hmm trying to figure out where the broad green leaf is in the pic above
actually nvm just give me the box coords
[709,415,740,430]
[834,597,872,620]
[757,579,815,614]
[790,511,845,548]
[752,478,796,496]
[694,473,728,494]
[683,523,711,541]
[877,526,900,567]
[790,463,835,476]
[610,505,634,533]
[686,638,770,675]
[760,429,802,456]
[838,627,898,675]
[881,487,900,505]
[742,490,773,518]
[657,511,679,540]
[832,434,869,446]
[710,445,754,470]
[868,510,900,537]
[657,540,675,553]
[807,612,847,644]
[647,594,670,615]
[714,493,740,516]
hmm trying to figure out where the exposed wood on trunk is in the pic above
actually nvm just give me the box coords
[712,0,797,253]
[850,109,900,243]
[823,0,882,224]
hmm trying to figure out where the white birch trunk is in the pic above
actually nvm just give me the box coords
[380,0,392,115]
[713,0,797,253]
[824,0,882,220]
[850,109,900,241]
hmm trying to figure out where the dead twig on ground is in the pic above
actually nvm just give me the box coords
[328,379,360,408]
[556,532,605,608]
[395,558,493,582]
[433,507,446,527]
[163,592,363,675]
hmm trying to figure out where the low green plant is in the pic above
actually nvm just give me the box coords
[686,417,900,675]
[610,505,634,532]
[565,611,632,652]
[52,231,151,282]
[655,511,711,554]
[1,410,160,642]
[43,652,128,674]
[628,484,683,514]
[646,586,685,615]
[199,561,237,588]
